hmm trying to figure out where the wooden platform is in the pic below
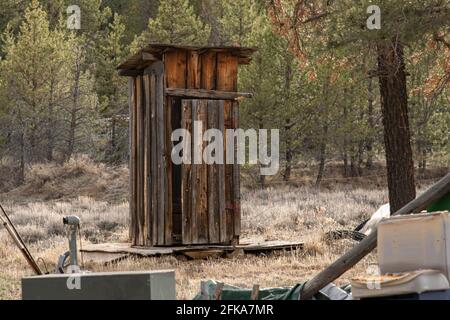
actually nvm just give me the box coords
[81,239,304,264]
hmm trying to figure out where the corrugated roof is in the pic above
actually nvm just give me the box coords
[117,43,257,72]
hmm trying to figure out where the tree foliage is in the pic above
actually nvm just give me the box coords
[131,0,211,50]
[0,0,447,188]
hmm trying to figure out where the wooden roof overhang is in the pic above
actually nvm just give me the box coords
[117,43,257,77]
[118,43,256,101]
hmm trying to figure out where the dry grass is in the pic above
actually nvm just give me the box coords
[4,155,129,203]
[0,184,387,300]
[1,156,441,300]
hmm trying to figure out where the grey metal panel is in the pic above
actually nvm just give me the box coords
[150,272,177,300]
[22,270,175,300]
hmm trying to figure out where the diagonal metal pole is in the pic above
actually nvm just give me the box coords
[300,172,450,300]
[0,204,43,275]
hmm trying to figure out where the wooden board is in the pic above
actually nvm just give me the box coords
[194,100,208,243]
[83,252,130,265]
[144,75,152,246]
[136,76,145,246]
[190,100,199,244]
[164,51,187,245]
[207,100,219,243]
[81,240,304,261]
[182,100,193,244]
[181,51,201,245]
[154,61,166,246]
[165,88,251,100]
[187,51,201,89]
[150,71,158,245]
[128,78,137,245]
[232,101,241,238]
[216,53,239,243]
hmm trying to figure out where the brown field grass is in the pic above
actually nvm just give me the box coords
[0,157,442,300]
[0,187,384,299]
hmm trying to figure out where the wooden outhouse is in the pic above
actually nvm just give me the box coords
[118,44,256,247]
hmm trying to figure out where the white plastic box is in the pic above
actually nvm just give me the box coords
[378,212,450,279]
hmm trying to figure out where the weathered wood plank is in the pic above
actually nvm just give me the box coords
[195,100,208,243]
[165,49,188,89]
[164,94,172,246]
[187,51,201,89]
[216,53,239,243]
[232,101,241,240]
[82,252,130,265]
[119,69,143,77]
[190,100,199,244]
[171,98,183,242]
[164,50,187,245]
[143,75,152,245]
[128,78,137,245]
[217,101,226,243]
[82,240,305,259]
[150,73,158,246]
[165,88,252,100]
[182,100,193,244]
[183,52,201,244]
[200,51,220,244]
[136,76,145,246]
[207,100,220,243]
[181,51,200,245]
[154,62,166,246]
[201,51,217,90]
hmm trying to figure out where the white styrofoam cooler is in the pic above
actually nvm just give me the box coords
[378,212,450,279]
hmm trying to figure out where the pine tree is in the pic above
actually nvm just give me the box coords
[220,0,260,46]
[269,0,449,211]
[62,33,98,161]
[131,0,211,50]
[95,13,129,162]
[1,0,70,179]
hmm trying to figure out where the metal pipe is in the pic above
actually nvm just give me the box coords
[0,212,42,275]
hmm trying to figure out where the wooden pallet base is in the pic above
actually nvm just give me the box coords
[81,239,304,264]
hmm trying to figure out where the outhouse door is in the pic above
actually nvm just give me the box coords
[179,99,238,245]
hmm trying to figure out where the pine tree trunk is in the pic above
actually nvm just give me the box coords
[342,103,349,177]
[46,81,55,162]
[282,58,294,182]
[316,142,326,187]
[66,59,81,161]
[343,150,349,177]
[258,121,266,188]
[377,39,416,212]
[283,120,292,181]
[18,130,25,185]
[66,106,77,161]
[356,141,365,176]
[366,77,375,169]
[283,143,292,181]
[316,124,328,187]
[110,117,117,162]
